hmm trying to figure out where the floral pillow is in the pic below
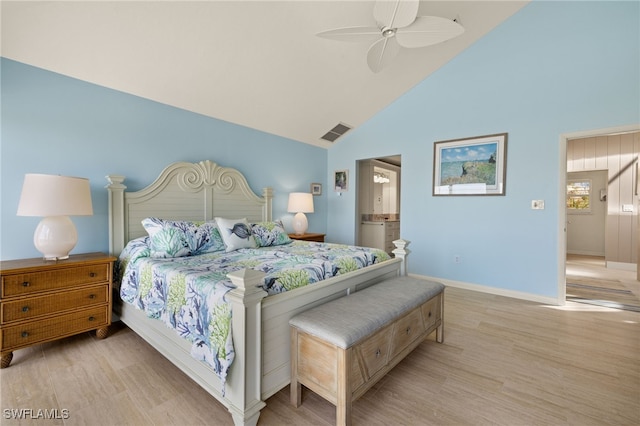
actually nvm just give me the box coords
[215,217,258,252]
[141,217,225,258]
[251,220,292,247]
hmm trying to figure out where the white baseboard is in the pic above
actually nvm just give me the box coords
[606,261,637,272]
[567,250,605,257]
[411,273,560,305]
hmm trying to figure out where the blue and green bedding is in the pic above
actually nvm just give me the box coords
[117,234,390,384]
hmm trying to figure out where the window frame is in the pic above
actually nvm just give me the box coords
[566,178,592,214]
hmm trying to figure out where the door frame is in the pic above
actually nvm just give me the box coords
[558,124,640,305]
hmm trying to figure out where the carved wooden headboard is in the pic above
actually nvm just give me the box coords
[106,160,273,255]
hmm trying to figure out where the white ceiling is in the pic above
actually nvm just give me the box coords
[1,1,530,148]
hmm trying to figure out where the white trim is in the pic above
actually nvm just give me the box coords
[413,274,559,306]
[558,123,640,306]
[606,261,637,272]
[567,249,605,257]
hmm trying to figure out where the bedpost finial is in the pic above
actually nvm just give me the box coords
[106,175,126,189]
[392,239,410,276]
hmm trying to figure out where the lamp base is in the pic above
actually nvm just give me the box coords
[34,216,78,260]
[292,212,309,235]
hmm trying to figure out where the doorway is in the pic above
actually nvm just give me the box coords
[356,155,401,253]
[561,125,640,308]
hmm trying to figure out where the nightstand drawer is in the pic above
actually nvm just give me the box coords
[1,284,108,324]
[0,306,109,351]
[1,264,110,297]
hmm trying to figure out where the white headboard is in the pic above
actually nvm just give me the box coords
[106,160,273,255]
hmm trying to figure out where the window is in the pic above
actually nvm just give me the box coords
[567,179,591,213]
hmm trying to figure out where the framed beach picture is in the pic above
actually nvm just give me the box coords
[334,170,348,192]
[433,133,507,196]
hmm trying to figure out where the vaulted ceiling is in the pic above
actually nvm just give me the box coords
[1,1,530,148]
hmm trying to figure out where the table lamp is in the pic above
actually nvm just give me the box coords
[287,192,314,235]
[17,174,94,260]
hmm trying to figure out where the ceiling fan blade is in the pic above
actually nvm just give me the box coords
[395,16,465,48]
[367,36,401,73]
[316,26,382,43]
[374,0,419,29]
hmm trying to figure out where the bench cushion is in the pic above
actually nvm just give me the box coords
[289,276,444,349]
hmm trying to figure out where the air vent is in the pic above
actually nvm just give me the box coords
[321,122,352,142]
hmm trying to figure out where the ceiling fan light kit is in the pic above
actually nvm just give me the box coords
[317,0,465,73]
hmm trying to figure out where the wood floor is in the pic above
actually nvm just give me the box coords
[1,286,639,425]
[566,254,640,310]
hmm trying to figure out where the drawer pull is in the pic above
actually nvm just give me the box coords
[88,316,95,322]
[375,349,381,358]
[88,294,96,299]
[428,311,432,318]
[21,281,30,287]
[406,326,411,335]
[21,331,29,338]
[21,306,30,313]
[89,272,96,277]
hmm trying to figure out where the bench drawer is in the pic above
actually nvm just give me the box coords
[422,293,442,331]
[390,307,425,359]
[353,324,392,381]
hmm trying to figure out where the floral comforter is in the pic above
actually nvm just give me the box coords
[117,238,390,384]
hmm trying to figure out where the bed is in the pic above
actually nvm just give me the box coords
[106,160,409,426]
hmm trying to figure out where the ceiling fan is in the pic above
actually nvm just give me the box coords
[317,0,464,73]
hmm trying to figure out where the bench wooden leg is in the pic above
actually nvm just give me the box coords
[291,381,302,407]
[336,348,352,426]
[290,328,302,407]
[436,291,444,343]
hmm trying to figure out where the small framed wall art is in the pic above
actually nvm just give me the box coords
[311,183,322,196]
[433,133,508,196]
[334,170,348,192]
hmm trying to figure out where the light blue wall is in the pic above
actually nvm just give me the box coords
[1,59,327,260]
[327,1,640,298]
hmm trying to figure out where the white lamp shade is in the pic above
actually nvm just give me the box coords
[17,174,93,260]
[17,174,93,217]
[287,192,314,213]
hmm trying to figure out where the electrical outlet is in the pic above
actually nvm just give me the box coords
[454,254,461,263]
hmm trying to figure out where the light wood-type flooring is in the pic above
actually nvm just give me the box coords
[566,254,640,310]
[1,286,638,425]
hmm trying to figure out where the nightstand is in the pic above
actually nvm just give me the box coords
[288,233,326,242]
[0,252,116,368]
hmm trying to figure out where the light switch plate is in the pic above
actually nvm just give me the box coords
[531,200,545,210]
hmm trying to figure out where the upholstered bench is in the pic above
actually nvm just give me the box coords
[289,276,444,426]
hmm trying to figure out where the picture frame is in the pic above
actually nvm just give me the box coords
[433,133,507,196]
[334,170,348,192]
[310,182,322,196]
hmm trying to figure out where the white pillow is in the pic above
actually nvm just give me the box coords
[215,217,258,252]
